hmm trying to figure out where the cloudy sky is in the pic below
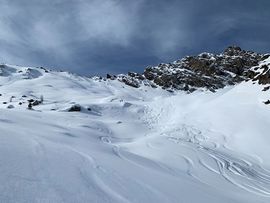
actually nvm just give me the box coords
[0,0,269,75]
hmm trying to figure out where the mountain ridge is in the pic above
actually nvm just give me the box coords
[114,46,270,92]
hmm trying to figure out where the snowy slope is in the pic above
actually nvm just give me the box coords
[0,63,270,203]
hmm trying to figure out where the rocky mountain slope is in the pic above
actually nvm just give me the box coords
[116,46,270,92]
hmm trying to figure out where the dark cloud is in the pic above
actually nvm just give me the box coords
[0,0,269,75]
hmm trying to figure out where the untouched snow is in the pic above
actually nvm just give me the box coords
[0,65,270,202]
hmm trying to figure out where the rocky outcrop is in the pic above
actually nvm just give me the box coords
[68,104,81,112]
[247,58,270,86]
[114,46,270,92]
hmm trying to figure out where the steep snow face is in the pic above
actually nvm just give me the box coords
[0,64,270,202]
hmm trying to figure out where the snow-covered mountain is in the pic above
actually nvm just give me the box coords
[0,46,270,203]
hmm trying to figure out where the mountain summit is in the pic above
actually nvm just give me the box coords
[116,46,270,92]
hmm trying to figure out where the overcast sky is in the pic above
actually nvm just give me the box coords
[0,0,269,75]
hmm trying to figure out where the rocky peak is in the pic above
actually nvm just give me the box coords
[224,45,242,56]
[116,46,269,92]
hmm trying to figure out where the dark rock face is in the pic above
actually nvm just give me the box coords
[110,46,269,92]
[106,74,112,79]
[248,63,270,85]
[224,46,242,56]
[117,73,143,88]
[264,100,270,105]
[106,46,269,92]
[262,86,270,91]
[32,100,41,106]
[257,69,270,85]
[142,46,266,92]
[68,104,81,112]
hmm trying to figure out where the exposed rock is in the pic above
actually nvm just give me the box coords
[250,64,270,85]
[257,70,270,85]
[28,103,33,110]
[117,75,140,88]
[106,74,112,79]
[262,86,270,91]
[116,46,268,92]
[68,104,81,112]
[32,100,41,106]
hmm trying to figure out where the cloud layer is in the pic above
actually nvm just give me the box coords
[0,0,269,75]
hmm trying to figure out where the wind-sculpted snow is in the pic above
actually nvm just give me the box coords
[0,63,270,202]
[163,125,270,196]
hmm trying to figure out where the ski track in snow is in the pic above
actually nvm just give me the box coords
[169,132,270,197]
[120,100,270,198]
[101,115,270,199]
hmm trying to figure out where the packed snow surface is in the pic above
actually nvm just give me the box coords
[0,64,270,202]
